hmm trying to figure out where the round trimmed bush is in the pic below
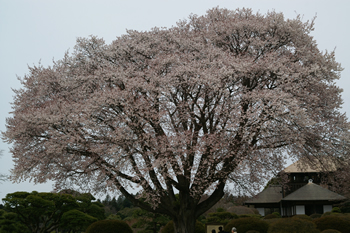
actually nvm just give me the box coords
[292,214,312,221]
[268,218,319,233]
[313,215,350,233]
[85,219,132,233]
[225,217,269,233]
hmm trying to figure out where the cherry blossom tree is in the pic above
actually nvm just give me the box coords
[3,8,349,233]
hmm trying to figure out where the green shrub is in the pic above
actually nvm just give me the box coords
[225,217,268,233]
[85,219,132,233]
[322,212,332,216]
[0,211,30,233]
[264,218,281,226]
[321,230,341,233]
[206,211,238,225]
[313,215,350,233]
[264,214,279,219]
[338,200,350,213]
[292,214,312,221]
[195,221,205,233]
[160,221,205,233]
[332,207,341,213]
[268,218,319,233]
[322,211,341,217]
[310,213,322,219]
[60,209,97,232]
[272,212,281,218]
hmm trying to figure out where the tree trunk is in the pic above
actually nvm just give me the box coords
[172,189,197,233]
[173,211,196,233]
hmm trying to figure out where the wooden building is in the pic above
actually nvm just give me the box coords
[283,158,337,195]
[244,185,282,216]
[245,159,346,217]
[245,180,346,216]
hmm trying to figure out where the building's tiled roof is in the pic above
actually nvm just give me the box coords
[282,182,346,201]
[245,185,282,204]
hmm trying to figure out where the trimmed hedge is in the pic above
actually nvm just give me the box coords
[313,215,350,233]
[268,218,319,233]
[225,217,268,233]
[85,219,132,233]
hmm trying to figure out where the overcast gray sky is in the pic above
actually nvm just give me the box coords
[1,0,349,201]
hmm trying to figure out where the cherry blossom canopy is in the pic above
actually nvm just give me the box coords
[3,8,349,233]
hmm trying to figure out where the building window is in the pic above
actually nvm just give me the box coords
[323,205,332,213]
[296,205,305,215]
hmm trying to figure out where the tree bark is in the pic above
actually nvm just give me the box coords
[172,209,196,233]
[171,185,197,233]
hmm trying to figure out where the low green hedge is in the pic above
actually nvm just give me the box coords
[313,215,350,233]
[85,219,132,233]
[268,218,319,233]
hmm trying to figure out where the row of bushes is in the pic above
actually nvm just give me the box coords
[206,208,343,223]
[84,214,350,233]
[224,214,350,233]
[85,207,350,233]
